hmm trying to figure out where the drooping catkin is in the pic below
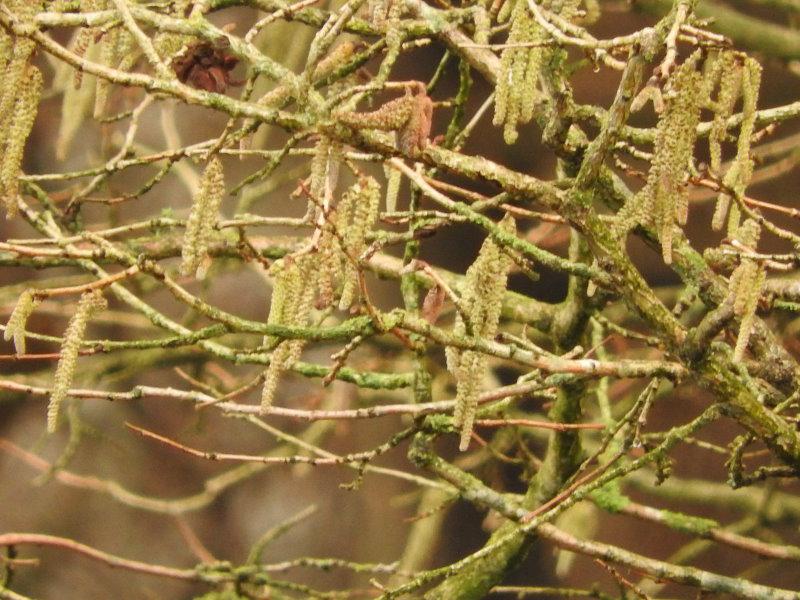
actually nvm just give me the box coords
[310,137,342,308]
[725,219,763,361]
[338,176,381,310]
[262,256,316,410]
[0,38,35,143]
[1,65,43,217]
[94,26,136,118]
[614,55,703,264]
[706,51,742,177]
[493,0,580,144]
[717,57,762,236]
[317,233,341,310]
[4,289,41,355]
[449,215,516,450]
[180,157,225,279]
[48,291,107,433]
[0,1,36,138]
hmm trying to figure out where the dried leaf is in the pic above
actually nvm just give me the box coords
[422,284,447,324]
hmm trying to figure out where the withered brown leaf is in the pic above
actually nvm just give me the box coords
[422,283,447,324]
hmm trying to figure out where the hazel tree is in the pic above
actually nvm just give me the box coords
[2,0,800,598]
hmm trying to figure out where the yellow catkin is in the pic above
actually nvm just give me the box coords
[261,256,316,410]
[338,176,381,310]
[726,220,763,361]
[733,267,764,361]
[0,0,37,137]
[180,157,225,279]
[450,215,516,450]
[719,57,762,235]
[614,55,703,264]
[310,137,342,308]
[4,289,41,355]
[707,51,742,176]
[265,258,304,344]
[0,37,34,150]
[317,233,341,309]
[48,291,107,433]
[1,65,43,217]
[493,0,580,144]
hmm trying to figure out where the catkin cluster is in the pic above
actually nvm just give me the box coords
[493,0,580,144]
[614,55,703,264]
[709,55,762,236]
[0,3,43,217]
[307,137,381,311]
[311,136,342,307]
[336,176,381,310]
[706,51,742,177]
[3,289,41,355]
[261,255,317,410]
[725,219,764,361]
[180,157,226,279]
[446,215,516,450]
[48,291,108,433]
